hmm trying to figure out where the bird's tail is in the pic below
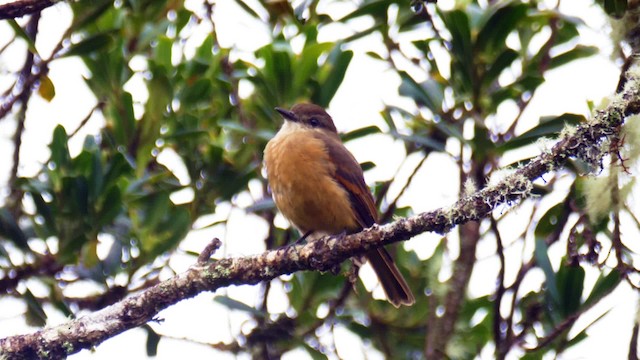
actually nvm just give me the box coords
[366,248,415,307]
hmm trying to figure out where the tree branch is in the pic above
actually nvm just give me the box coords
[8,13,41,214]
[0,0,57,20]
[0,254,61,294]
[1,63,639,359]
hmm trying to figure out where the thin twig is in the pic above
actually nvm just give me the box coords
[491,216,508,359]
[0,35,15,56]
[380,154,429,224]
[197,238,223,264]
[0,0,56,20]
[525,312,579,352]
[630,322,639,360]
[8,13,42,214]
[68,102,104,138]
[0,253,61,294]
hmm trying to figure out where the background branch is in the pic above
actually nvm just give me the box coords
[8,13,41,214]
[0,0,56,20]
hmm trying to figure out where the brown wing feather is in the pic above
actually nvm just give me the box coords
[314,132,377,229]
[313,131,415,307]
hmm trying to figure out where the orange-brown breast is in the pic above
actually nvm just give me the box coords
[264,126,360,234]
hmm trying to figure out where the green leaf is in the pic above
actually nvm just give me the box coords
[534,202,567,239]
[0,243,9,260]
[490,86,519,108]
[498,113,585,152]
[50,125,71,171]
[476,3,528,55]
[174,8,192,33]
[556,263,585,317]
[143,325,161,356]
[303,343,330,360]
[434,119,465,142]
[339,0,389,22]
[214,296,265,317]
[30,191,55,234]
[154,35,173,70]
[180,78,211,105]
[565,309,611,349]
[194,34,214,64]
[110,91,136,145]
[513,74,545,94]
[534,237,561,320]
[604,0,628,18]
[96,186,123,227]
[0,208,29,251]
[50,295,74,319]
[471,125,495,157]
[232,0,262,19]
[399,72,444,113]
[142,193,171,230]
[218,120,253,134]
[65,176,90,216]
[482,48,519,87]
[365,51,384,61]
[23,288,47,327]
[62,33,114,58]
[7,19,38,55]
[289,272,344,311]
[245,198,276,213]
[554,18,580,45]
[257,43,293,101]
[341,125,381,143]
[87,142,104,203]
[548,46,598,69]
[439,9,473,92]
[70,0,113,29]
[314,49,353,107]
[392,132,447,152]
[583,269,621,307]
[145,64,173,122]
[103,152,133,187]
[292,42,332,96]
[360,161,375,171]
[381,108,399,133]
[140,206,190,258]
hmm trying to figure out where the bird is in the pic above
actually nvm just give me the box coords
[263,103,415,307]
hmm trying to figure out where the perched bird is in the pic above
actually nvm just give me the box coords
[263,103,415,307]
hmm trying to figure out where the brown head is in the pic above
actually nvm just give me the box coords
[275,103,338,135]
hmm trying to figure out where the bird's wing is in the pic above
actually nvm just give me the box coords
[314,132,378,228]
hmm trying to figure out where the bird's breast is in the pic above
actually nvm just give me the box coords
[264,129,358,234]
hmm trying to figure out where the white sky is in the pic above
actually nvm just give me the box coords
[0,0,636,359]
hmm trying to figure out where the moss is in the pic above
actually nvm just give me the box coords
[559,125,577,140]
[37,347,50,358]
[63,341,74,354]
[463,178,477,197]
[622,114,640,162]
[583,175,614,223]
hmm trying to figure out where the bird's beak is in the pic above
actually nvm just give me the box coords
[275,107,298,122]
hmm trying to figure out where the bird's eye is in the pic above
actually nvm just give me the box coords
[309,117,320,128]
